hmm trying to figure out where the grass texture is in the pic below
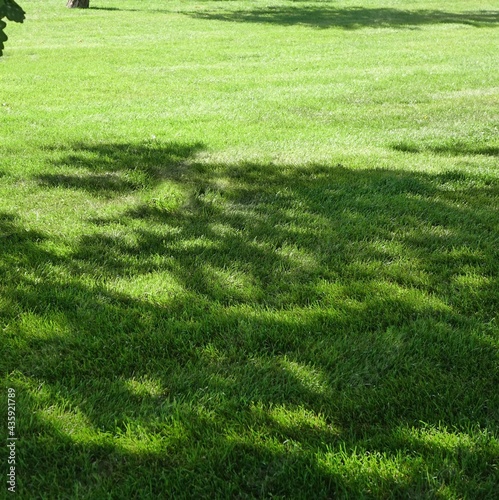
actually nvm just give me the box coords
[1,0,498,497]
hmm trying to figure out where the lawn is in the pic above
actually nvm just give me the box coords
[1,0,498,497]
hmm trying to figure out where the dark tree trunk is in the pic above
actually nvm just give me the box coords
[67,0,89,7]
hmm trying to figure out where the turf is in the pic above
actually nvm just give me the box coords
[1,0,498,497]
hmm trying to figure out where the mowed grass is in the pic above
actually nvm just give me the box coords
[1,0,498,497]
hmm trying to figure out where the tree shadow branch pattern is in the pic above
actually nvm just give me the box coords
[187,6,499,29]
[2,141,498,496]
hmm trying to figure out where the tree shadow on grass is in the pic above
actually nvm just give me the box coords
[187,6,499,29]
[392,140,499,157]
[2,143,499,497]
[36,141,204,197]
[89,6,172,14]
[89,6,138,12]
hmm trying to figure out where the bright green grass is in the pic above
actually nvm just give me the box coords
[1,0,498,497]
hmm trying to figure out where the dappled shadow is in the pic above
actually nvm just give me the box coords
[36,141,204,197]
[392,140,499,157]
[17,389,497,497]
[2,143,499,496]
[188,6,499,29]
[37,173,140,197]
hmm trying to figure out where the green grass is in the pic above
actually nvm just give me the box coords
[1,0,498,497]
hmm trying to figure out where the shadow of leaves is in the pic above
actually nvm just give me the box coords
[187,6,499,30]
[2,141,498,497]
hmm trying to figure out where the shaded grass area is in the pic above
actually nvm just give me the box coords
[188,6,499,30]
[1,141,498,497]
[392,140,499,158]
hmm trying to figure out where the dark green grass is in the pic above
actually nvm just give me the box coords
[2,146,498,498]
[188,5,499,29]
[1,0,498,498]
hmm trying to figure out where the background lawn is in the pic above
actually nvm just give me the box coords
[1,0,498,497]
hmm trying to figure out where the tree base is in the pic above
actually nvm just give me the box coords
[67,0,89,8]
